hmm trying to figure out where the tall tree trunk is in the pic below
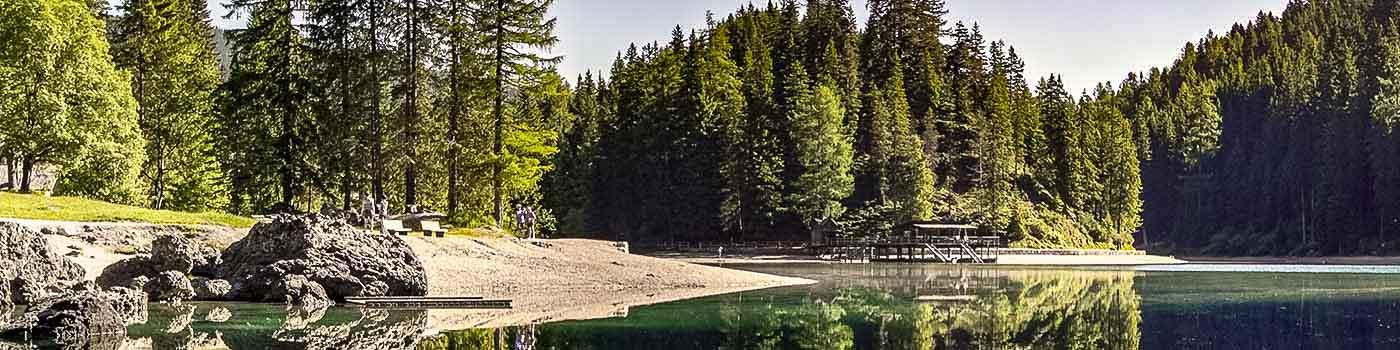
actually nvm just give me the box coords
[446,6,463,220]
[20,154,33,193]
[403,0,420,210]
[369,0,384,204]
[493,0,505,226]
[278,12,297,211]
[153,155,166,209]
[5,155,14,187]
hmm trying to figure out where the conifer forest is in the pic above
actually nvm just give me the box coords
[7,0,1400,255]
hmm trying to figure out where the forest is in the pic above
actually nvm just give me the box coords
[5,0,1400,254]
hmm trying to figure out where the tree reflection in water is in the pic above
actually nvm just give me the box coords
[420,268,1142,350]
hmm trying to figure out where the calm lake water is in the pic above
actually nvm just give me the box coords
[111,264,1400,349]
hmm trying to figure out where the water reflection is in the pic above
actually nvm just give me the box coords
[126,303,427,349]
[419,267,1143,350]
[103,265,1400,349]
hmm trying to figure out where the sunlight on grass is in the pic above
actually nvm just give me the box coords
[0,192,254,228]
[446,227,515,239]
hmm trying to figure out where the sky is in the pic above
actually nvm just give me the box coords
[550,0,1287,94]
[197,0,1288,94]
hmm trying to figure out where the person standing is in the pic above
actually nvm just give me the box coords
[514,204,526,236]
[525,206,538,239]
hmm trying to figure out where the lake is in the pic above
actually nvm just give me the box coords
[116,264,1400,349]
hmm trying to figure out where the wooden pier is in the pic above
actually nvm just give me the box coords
[344,296,513,309]
[813,223,1003,264]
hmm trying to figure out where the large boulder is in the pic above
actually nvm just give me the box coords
[0,222,85,305]
[145,271,194,303]
[96,256,158,289]
[151,235,221,276]
[220,215,428,301]
[2,290,127,348]
[191,277,231,301]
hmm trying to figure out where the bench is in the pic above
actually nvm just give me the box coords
[421,221,447,238]
[382,220,411,235]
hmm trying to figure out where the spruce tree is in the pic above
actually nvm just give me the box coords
[476,0,560,226]
[111,0,225,210]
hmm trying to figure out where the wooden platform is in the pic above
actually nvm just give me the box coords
[813,222,1004,264]
[344,296,512,309]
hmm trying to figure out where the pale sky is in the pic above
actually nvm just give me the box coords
[196,0,1288,94]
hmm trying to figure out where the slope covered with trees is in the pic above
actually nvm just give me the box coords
[1120,0,1400,256]
[545,0,1144,248]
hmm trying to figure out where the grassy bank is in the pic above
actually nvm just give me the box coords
[0,192,254,228]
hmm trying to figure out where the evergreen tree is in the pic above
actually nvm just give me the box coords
[787,66,855,227]
[222,0,309,212]
[111,0,225,210]
[475,0,560,226]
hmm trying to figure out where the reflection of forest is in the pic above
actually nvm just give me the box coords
[419,269,1142,350]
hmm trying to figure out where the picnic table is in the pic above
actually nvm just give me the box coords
[384,212,449,237]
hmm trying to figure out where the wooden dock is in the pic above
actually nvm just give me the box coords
[813,223,1004,264]
[344,296,513,309]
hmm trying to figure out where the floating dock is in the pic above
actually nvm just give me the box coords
[344,296,513,309]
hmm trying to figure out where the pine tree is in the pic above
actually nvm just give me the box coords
[111,0,225,210]
[473,0,560,226]
[223,0,309,212]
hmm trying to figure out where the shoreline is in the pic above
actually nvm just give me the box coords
[652,249,1189,266]
[3,218,816,330]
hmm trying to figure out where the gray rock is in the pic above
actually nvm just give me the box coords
[220,214,428,301]
[106,287,148,326]
[96,256,158,289]
[0,222,85,305]
[5,290,126,348]
[145,271,195,303]
[151,235,221,277]
[266,275,331,310]
[191,277,232,301]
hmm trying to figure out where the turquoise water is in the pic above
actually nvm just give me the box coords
[109,264,1400,349]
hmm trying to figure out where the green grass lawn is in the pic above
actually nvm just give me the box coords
[0,192,255,228]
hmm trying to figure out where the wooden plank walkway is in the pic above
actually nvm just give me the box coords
[344,296,513,309]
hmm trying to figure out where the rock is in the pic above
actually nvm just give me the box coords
[267,275,331,310]
[107,287,148,326]
[96,256,158,289]
[220,215,428,301]
[0,222,85,305]
[8,290,126,348]
[151,235,221,276]
[191,277,232,301]
[144,271,194,303]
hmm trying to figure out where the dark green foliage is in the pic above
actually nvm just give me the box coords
[557,1,1144,248]
[1120,0,1400,255]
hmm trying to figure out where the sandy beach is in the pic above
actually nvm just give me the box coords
[400,237,814,329]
